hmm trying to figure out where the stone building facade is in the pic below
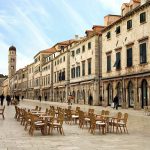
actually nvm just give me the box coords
[0,74,8,95]
[41,53,54,101]
[27,63,34,99]
[69,26,104,105]
[7,0,150,109]
[52,40,79,103]
[101,0,150,109]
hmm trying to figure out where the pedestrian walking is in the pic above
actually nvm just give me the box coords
[0,94,5,106]
[88,94,93,105]
[6,95,11,106]
[39,95,41,102]
[44,95,47,101]
[113,95,119,110]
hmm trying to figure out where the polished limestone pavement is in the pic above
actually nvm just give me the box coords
[0,99,150,150]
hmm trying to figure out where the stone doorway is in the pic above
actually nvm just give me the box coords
[141,79,148,108]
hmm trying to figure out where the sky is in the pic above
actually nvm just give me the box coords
[0,0,128,75]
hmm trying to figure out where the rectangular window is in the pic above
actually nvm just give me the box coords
[76,66,80,77]
[57,60,59,65]
[82,61,85,76]
[60,58,62,63]
[88,42,91,50]
[88,59,92,75]
[115,26,120,34]
[127,48,132,67]
[107,55,111,72]
[71,68,75,78]
[114,52,121,69]
[140,12,146,23]
[106,31,111,39]
[63,56,65,62]
[62,71,65,80]
[82,45,85,52]
[140,43,147,64]
[58,72,62,81]
[71,51,75,57]
[127,20,132,30]
[76,48,80,54]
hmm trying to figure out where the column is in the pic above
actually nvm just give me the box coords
[93,81,99,105]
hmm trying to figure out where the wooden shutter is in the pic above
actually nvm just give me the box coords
[127,48,132,67]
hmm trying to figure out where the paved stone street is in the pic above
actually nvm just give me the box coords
[0,99,150,150]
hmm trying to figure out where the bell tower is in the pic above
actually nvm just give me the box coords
[8,45,16,78]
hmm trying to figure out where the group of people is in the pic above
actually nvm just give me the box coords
[0,94,11,106]
[38,95,47,102]
[0,94,23,106]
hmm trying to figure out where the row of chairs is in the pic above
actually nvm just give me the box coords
[14,105,128,136]
[77,108,128,135]
[14,105,65,136]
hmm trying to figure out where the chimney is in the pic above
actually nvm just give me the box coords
[121,3,130,16]
[129,0,140,10]
[74,35,79,40]
[92,25,105,33]
[85,30,94,37]
[104,15,121,26]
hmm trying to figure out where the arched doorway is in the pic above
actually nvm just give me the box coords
[82,90,86,104]
[56,90,59,102]
[128,81,134,107]
[72,91,75,103]
[77,90,80,104]
[116,82,122,106]
[107,83,113,106]
[141,79,148,108]
[88,89,93,105]
[63,91,65,102]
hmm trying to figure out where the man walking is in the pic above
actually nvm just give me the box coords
[39,95,41,102]
[0,94,5,106]
[113,95,119,110]
[6,95,11,106]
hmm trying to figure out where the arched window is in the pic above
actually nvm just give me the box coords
[82,90,85,104]
[141,79,148,108]
[77,90,80,103]
[72,91,75,103]
[63,91,66,102]
[116,82,122,106]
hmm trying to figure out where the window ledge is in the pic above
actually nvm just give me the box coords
[116,33,121,37]
[139,62,148,66]
[140,21,147,25]
[127,28,132,31]
[116,68,121,71]
[125,66,134,69]
[107,38,111,41]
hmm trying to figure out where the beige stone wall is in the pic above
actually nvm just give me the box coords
[102,6,150,79]
[69,35,101,105]
[102,4,150,109]
[70,36,97,83]
[1,78,8,96]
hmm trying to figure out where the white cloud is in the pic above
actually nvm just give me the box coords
[13,5,51,48]
[17,52,33,70]
[0,41,9,75]
[55,0,91,33]
[97,0,129,14]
